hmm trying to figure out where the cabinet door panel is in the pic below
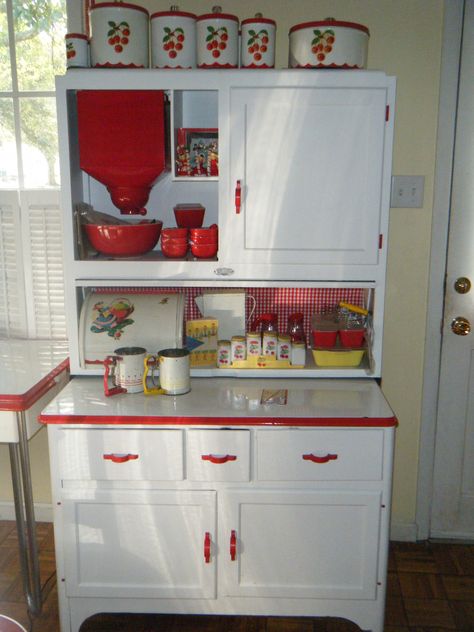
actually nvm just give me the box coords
[62,489,216,598]
[219,489,381,599]
[228,87,387,266]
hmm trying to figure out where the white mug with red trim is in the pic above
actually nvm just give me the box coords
[65,33,90,68]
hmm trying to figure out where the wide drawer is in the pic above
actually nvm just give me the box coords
[186,429,250,481]
[58,428,184,481]
[256,429,384,481]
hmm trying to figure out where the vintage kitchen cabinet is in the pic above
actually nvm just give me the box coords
[41,377,396,632]
[55,69,395,378]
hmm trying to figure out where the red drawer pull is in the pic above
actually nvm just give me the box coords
[230,530,237,561]
[302,453,338,464]
[204,532,211,563]
[103,453,139,463]
[235,180,242,214]
[201,454,237,464]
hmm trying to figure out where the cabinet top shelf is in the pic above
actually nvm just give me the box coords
[57,68,395,91]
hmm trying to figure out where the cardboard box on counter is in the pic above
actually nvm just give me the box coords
[186,318,218,366]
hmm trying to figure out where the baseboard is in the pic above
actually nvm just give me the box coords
[390,521,418,542]
[0,501,53,523]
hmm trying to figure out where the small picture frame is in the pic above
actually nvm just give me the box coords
[175,127,218,177]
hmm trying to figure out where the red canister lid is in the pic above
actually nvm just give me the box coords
[91,2,149,16]
[151,10,196,19]
[241,16,276,26]
[289,19,369,36]
[65,33,89,40]
[197,12,239,23]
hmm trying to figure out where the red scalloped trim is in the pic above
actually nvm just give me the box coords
[293,63,363,69]
[241,63,274,69]
[198,62,238,69]
[93,62,146,68]
[153,65,193,69]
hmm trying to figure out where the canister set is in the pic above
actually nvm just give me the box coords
[66,3,369,70]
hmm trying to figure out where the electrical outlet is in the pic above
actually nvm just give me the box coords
[390,175,425,208]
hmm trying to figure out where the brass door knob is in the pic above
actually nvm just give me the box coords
[454,277,471,294]
[451,316,471,336]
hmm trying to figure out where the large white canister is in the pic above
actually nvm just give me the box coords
[289,19,369,69]
[240,14,276,68]
[151,8,197,68]
[196,7,239,68]
[90,2,149,68]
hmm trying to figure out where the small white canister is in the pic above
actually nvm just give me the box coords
[90,2,149,68]
[289,18,369,69]
[241,14,276,68]
[65,33,89,68]
[196,7,239,68]
[158,348,191,395]
[151,7,197,69]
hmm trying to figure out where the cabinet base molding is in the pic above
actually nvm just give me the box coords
[66,596,385,632]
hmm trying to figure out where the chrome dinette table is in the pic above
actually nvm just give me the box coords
[0,339,69,614]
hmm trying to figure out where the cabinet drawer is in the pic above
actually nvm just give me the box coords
[256,429,384,481]
[59,429,184,481]
[186,429,250,481]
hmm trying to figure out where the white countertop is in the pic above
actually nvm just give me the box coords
[0,339,69,411]
[40,376,396,427]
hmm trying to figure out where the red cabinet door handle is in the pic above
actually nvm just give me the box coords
[302,453,338,464]
[235,180,242,214]
[204,532,211,563]
[201,454,237,464]
[230,530,237,561]
[103,453,139,463]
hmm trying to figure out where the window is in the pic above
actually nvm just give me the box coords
[0,0,67,339]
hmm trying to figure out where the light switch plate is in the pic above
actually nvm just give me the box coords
[391,175,425,208]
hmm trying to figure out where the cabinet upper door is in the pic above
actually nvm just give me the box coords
[226,86,389,267]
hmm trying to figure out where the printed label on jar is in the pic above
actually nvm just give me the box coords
[246,332,261,357]
[262,332,278,356]
[278,335,291,360]
[231,336,246,362]
[217,340,231,366]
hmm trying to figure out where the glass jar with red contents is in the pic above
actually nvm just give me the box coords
[288,312,305,343]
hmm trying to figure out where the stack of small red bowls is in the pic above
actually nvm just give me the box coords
[189,224,218,258]
[160,227,188,258]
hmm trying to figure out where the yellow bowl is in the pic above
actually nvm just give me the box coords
[312,348,365,367]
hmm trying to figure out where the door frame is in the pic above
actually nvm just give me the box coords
[416,0,465,540]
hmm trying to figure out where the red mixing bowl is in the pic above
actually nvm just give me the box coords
[84,221,162,257]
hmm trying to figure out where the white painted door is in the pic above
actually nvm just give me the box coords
[61,489,217,598]
[219,489,381,599]
[431,1,474,538]
[227,86,388,266]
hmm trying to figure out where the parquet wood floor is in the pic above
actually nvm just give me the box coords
[1,521,474,631]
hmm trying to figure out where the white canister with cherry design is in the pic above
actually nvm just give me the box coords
[90,2,149,68]
[289,18,369,69]
[241,14,276,68]
[151,8,197,68]
[196,6,239,68]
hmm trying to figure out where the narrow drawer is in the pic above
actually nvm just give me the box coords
[59,428,184,481]
[186,429,250,482]
[257,429,384,481]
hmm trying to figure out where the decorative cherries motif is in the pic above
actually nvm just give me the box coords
[107,20,131,54]
[311,28,335,63]
[205,26,228,58]
[246,28,269,63]
[66,42,76,59]
[162,26,185,59]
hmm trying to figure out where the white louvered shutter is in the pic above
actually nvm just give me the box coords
[0,191,28,337]
[22,190,67,339]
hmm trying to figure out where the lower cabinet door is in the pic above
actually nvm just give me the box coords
[219,489,382,600]
[61,489,217,599]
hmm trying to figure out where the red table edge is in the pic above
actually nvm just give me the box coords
[39,413,398,427]
[0,358,70,412]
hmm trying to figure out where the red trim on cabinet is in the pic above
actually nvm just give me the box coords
[0,359,69,412]
[39,414,398,427]
[386,105,390,121]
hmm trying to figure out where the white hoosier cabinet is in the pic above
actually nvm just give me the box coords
[43,67,397,632]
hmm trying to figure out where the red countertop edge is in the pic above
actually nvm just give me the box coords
[39,413,398,427]
[0,359,70,412]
